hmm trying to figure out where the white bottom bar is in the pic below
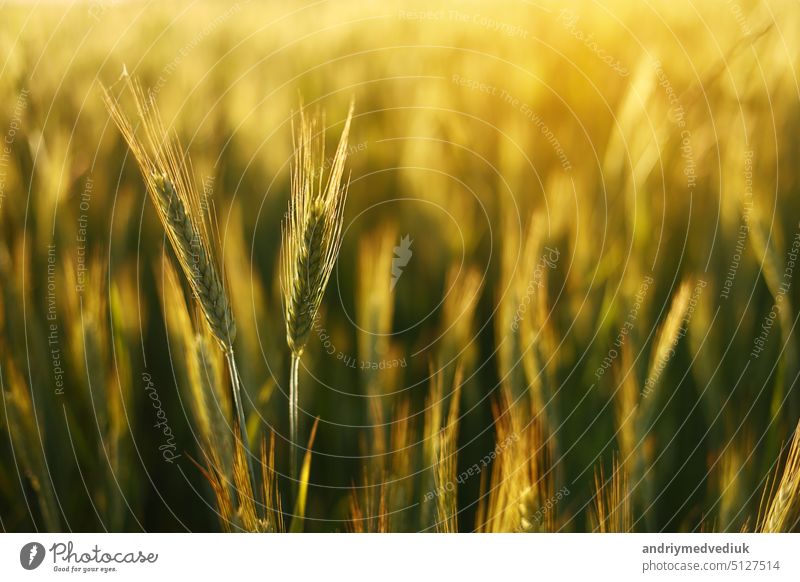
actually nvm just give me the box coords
[1,533,797,581]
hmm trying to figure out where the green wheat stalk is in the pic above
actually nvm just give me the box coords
[281,100,353,479]
[102,76,253,488]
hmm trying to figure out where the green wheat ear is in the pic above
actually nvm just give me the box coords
[284,200,326,354]
[102,78,235,351]
[280,99,354,480]
[102,76,252,493]
[151,172,236,350]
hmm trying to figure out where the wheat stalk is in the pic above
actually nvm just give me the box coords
[102,76,253,488]
[281,99,353,478]
[1,356,61,531]
[630,279,691,529]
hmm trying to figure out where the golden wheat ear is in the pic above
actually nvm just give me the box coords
[102,76,253,494]
[281,99,353,356]
[102,79,235,351]
[280,98,354,480]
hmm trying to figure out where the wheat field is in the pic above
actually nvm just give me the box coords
[1,0,799,533]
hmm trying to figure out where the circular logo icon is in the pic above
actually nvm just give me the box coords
[19,542,46,570]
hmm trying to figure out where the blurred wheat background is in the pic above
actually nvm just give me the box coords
[1,0,800,532]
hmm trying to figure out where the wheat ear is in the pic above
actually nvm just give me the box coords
[281,99,353,479]
[102,76,252,485]
[102,79,235,349]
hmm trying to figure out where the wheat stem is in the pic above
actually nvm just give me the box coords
[281,100,354,487]
[289,353,301,481]
[102,78,256,500]
[225,351,255,493]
